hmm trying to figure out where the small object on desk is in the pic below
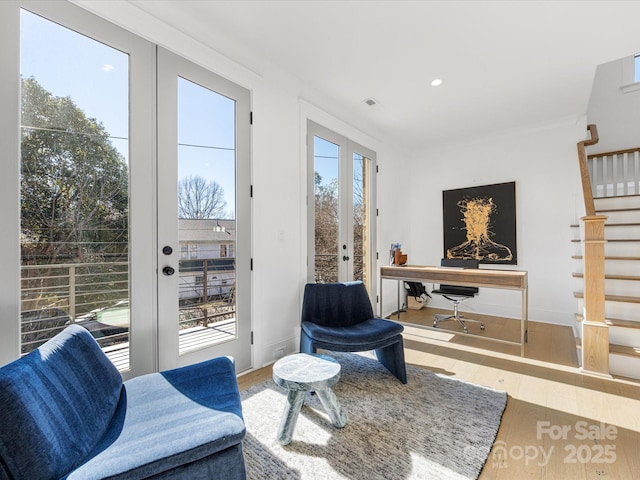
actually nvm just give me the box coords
[389,242,402,263]
[272,353,347,445]
[393,248,407,265]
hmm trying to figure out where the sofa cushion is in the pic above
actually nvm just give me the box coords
[0,324,123,480]
[65,356,245,479]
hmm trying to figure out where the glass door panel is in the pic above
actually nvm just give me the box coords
[313,136,340,283]
[19,9,131,370]
[352,152,370,284]
[176,77,237,356]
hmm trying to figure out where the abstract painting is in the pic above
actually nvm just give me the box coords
[442,181,517,265]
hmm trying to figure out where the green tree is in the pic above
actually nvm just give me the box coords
[20,77,129,265]
[20,78,130,351]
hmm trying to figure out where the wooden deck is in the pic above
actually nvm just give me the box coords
[104,318,237,371]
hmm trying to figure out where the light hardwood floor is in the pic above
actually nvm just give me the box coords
[238,307,640,479]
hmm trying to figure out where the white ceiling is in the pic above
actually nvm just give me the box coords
[125,0,640,153]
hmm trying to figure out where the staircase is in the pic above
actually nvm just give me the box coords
[572,194,640,379]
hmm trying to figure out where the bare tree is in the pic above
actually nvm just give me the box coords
[178,175,227,219]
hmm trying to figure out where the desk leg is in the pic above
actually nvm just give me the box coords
[379,277,382,317]
[521,286,529,356]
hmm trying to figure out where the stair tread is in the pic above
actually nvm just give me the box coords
[571,238,640,242]
[594,193,640,200]
[596,206,640,213]
[572,255,640,260]
[575,339,640,358]
[610,344,640,358]
[574,313,640,328]
[571,222,640,227]
[573,292,640,303]
[572,273,640,281]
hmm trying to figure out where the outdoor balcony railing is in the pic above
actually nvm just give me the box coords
[20,258,236,365]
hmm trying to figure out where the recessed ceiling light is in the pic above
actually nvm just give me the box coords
[431,79,443,87]
[363,97,378,106]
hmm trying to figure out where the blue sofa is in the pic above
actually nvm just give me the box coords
[0,325,246,480]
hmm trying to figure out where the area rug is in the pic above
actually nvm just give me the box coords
[240,352,507,480]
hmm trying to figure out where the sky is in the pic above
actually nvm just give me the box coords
[20,8,363,220]
[314,136,339,188]
[20,9,236,218]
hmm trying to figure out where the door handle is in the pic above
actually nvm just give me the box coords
[162,246,173,255]
[342,255,350,261]
[162,266,175,276]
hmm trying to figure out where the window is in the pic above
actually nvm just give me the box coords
[19,9,131,363]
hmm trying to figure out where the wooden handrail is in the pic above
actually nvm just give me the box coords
[587,145,640,159]
[577,124,599,216]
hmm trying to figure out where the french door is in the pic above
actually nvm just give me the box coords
[7,1,251,376]
[157,48,251,371]
[307,121,377,296]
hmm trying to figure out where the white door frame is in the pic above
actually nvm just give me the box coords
[157,47,252,372]
[306,120,377,301]
[1,1,252,376]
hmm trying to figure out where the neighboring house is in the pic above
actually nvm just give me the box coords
[178,219,236,302]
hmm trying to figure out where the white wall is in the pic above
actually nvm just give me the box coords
[400,119,588,331]
[587,55,640,154]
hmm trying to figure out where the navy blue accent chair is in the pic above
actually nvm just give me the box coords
[300,281,407,384]
[0,325,246,480]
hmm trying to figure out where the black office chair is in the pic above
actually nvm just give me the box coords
[432,258,484,333]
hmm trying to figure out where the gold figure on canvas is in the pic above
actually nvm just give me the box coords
[447,196,513,262]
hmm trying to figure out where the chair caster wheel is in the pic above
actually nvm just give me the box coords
[463,328,468,334]
[480,324,485,331]
[433,322,438,328]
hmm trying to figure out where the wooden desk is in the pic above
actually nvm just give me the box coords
[380,265,528,355]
